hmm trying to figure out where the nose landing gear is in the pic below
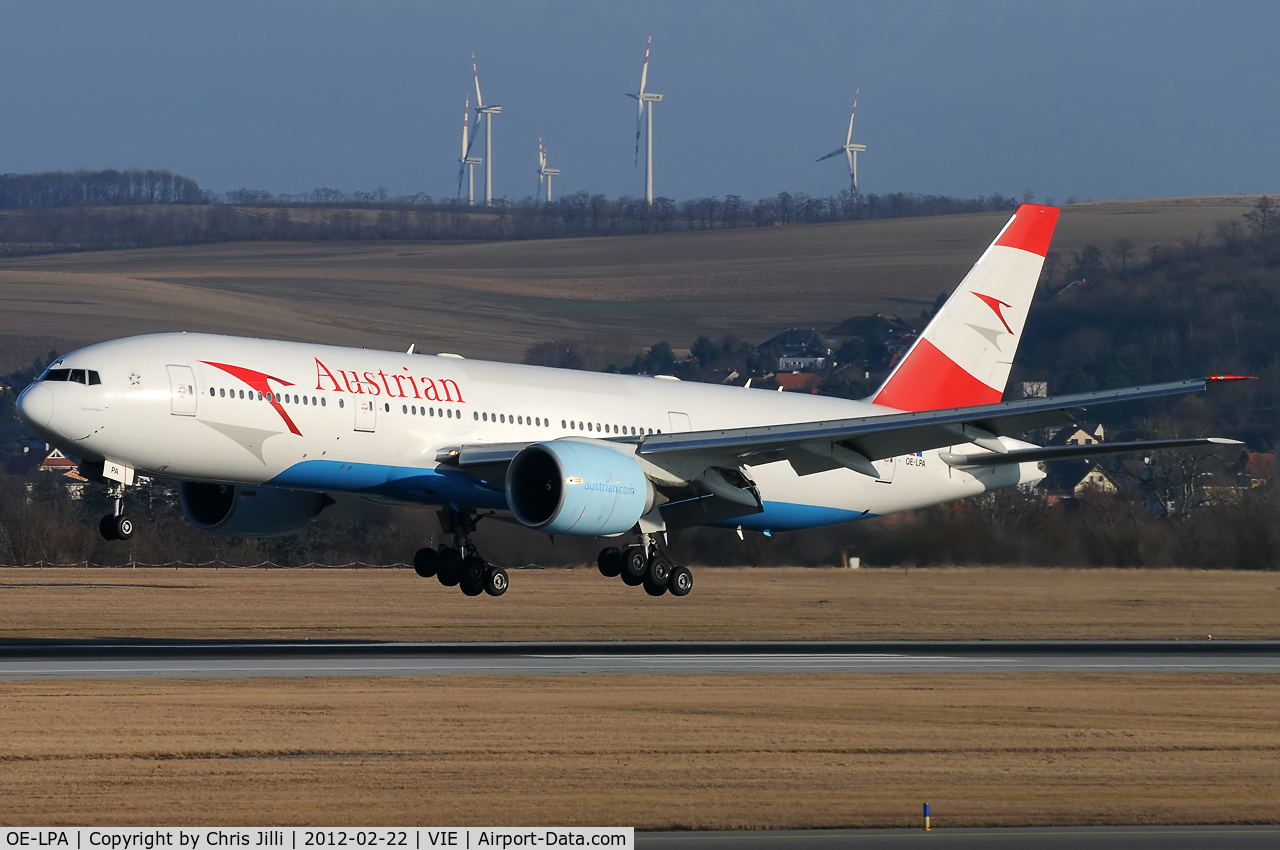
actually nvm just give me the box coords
[598,534,692,598]
[412,507,507,597]
[98,483,134,541]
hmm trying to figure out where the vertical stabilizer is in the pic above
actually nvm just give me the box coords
[871,204,1060,411]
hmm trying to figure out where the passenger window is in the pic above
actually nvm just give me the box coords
[220,388,226,397]
[339,398,345,408]
[209,388,216,397]
[320,396,325,406]
[384,403,390,412]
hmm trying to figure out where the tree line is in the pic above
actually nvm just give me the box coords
[0,169,203,208]
[0,168,1024,256]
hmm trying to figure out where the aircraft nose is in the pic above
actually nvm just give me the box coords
[16,383,54,430]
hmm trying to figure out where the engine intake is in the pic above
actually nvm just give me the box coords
[179,482,333,538]
[506,440,654,537]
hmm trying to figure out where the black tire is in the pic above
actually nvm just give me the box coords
[462,555,487,582]
[437,549,462,587]
[99,515,118,541]
[484,567,509,597]
[647,553,673,586]
[597,547,623,578]
[413,547,439,578]
[622,546,648,581]
[460,578,484,596]
[643,578,669,597]
[113,515,134,541]
[669,565,693,597]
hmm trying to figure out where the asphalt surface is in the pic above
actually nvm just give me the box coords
[637,826,1280,849]
[0,639,1276,680]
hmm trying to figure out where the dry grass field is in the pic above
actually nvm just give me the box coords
[0,673,1276,827]
[1,566,1276,641]
[0,196,1259,372]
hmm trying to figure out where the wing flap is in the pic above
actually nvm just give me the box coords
[941,437,1242,468]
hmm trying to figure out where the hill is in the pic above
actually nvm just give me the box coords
[0,195,1260,373]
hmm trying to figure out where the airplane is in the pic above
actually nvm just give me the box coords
[13,204,1247,598]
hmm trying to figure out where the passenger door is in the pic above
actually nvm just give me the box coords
[354,397,377,432]
[166,365,198,416]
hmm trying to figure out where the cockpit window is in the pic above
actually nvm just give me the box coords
[40,368,100,384]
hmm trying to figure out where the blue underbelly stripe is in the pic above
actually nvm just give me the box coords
[267,459,507,508]
[267,460,870,531]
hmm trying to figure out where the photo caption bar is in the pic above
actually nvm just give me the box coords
[2,829,633,850]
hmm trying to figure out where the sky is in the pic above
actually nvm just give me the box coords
[1,1,1277,203]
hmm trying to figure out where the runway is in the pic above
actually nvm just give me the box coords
[638,825,1280,849]
[0,639,1277,679]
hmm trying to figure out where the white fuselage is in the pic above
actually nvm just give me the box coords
[18,333,1044,534]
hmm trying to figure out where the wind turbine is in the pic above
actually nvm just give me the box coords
[457,93,483,205]
[816,87,866,204]
[625,34,662,204]
[467,52,501,206]
[537,138,560,205]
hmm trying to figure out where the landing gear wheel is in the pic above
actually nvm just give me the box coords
[622,546,648,582]
[460,555,487,596]
[647,553,673,586]
[669,565,693,597]
[113,515,134,541]
[437,549,462,587]
[643,578,669,597]
[413,547,439,578]
[99,515,118,541]
[597,547,623,578]
[484,567,509,597]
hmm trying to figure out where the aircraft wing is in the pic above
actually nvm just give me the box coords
[438,376,1247,483]
[634,376,1248,476]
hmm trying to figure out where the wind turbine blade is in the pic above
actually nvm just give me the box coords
[635,116,642,167]
[464,111,483,161]
[846,148,856,178]
[816,148,845,163]
[472,52,484,108]
[639,33,651,97]
[461,93,470,159]
[846,86,860,144]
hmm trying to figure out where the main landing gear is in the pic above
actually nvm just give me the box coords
[98,483,135,541]
[597,534,693,598]
[412,507,507,597]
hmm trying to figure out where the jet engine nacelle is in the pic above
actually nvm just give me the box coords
[179,482,333,538]
[506,440,655,536]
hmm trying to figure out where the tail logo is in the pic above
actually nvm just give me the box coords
[973,292,1014,334]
